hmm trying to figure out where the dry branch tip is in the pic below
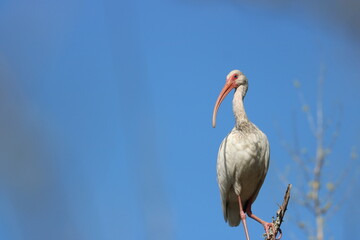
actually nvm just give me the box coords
[264,184,292,240]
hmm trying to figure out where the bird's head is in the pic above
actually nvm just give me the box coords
[226,70,248,88]
[212,70,248,128]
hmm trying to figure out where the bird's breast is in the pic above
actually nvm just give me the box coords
[217,127,270,197]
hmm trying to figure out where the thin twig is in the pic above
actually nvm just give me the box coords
[264,184,292,240]
[296,89,316,136]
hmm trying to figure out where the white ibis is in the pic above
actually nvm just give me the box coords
[212,70,273,240]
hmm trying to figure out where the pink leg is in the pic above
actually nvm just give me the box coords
[245,204,275,239]
[237,195,250,240]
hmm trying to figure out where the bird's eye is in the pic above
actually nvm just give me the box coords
[234,75,238,79]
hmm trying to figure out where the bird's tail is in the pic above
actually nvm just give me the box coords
[225,201,241,227]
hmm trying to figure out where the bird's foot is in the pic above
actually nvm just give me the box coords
[262,222,275,239]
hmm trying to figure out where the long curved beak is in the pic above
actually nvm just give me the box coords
[212,81,235,128]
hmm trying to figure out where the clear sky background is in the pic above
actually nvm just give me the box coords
[0,0,359,240]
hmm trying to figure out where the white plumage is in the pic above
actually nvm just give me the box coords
[217,121,269,226]
[212,70,272,240]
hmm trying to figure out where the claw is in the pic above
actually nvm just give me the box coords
[262,222,274,238]
[262,222,276,238]
[263,224,282,240]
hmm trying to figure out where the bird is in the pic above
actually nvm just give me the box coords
[212,70,273,240]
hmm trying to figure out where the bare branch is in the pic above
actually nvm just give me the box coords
[276,122,311,185]
[326,105,342,150]
[312,65,326,240]
[281,66,356,240]
[294,81,317,136]
[264,184,292,240]
[323,153,355,205]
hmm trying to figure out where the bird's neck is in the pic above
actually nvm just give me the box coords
[233,87,248,127]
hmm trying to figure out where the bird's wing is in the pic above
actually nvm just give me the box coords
[246,132,270,205]
[216,132,233,221]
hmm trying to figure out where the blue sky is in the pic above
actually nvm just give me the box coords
[0,0,359,240]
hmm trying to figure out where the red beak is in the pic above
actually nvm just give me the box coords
[212,81,235,128]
